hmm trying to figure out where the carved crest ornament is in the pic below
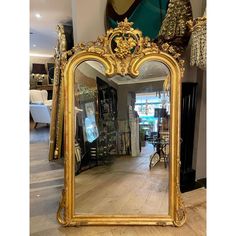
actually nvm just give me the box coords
[57,18,186,227]
[62,18,184,77]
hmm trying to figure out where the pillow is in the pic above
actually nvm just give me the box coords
[44,100,52,107]
[30,90,48,103]
[30,101,44,105]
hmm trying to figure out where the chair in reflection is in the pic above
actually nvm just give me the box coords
[146,131,158,146]
[30,90,52,128]
[149,108,170,169]
[149,135,169,169]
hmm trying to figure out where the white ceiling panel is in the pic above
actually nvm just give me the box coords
[30,0,72,55]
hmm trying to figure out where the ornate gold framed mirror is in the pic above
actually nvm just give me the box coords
[57,19,185,226]
[48,24,66,161]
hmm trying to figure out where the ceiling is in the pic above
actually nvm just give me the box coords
[30,0,72,55]
[85,61,169,85]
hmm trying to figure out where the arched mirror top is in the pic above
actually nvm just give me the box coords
[62,18,185,80]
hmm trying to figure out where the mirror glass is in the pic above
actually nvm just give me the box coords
[74,60,171,215]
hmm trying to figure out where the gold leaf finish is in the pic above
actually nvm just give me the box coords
[48,24,67,161]
[114,36,137,59]
[187,16,207,69]
[157,0,193,54]
[58,19,185,226]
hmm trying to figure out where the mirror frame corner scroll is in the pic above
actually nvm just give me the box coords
[57,18,186,227]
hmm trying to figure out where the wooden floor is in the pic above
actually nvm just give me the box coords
[30,125,206,235]
[75,143,169,215]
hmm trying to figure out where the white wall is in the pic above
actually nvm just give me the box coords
[190,0,206,19]
[71,0,107,44]
[193,70,206,179]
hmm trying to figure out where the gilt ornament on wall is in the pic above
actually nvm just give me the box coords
[65,18,184,77]
[187,15,207,70]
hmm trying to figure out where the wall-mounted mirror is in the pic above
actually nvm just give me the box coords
[74,60,171,216]
[57,19,185,226]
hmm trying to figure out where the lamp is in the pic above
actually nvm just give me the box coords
[31,63,47,85]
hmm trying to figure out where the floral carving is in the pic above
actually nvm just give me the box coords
[114,36,137,59]
[117,17,134,31]
[174,184,186,226]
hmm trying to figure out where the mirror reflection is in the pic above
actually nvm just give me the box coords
[74,60,170,215]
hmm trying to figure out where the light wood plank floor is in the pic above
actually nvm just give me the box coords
[30,129,206,235]
[75,143,169,215]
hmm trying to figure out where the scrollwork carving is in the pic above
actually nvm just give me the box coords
[173,152,186,227]
[56,189,67,226]
[160,43,185,77]
[65,18,184,78]
[174,185,187,227]
[59,18,185,226]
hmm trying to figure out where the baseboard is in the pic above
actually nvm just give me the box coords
[181,178,206,193]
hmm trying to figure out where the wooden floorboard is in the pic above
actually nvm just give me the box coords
[74,149,169,215]
[30,130,206,235]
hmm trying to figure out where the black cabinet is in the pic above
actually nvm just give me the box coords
[180,82,198,192]
[97,77,117,120]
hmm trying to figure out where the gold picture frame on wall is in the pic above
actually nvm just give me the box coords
[57,18,186,226]
[48,24,67,161]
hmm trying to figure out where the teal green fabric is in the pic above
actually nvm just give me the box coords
[107,0,168,40]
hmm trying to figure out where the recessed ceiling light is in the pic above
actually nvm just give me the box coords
[35,13,41,18]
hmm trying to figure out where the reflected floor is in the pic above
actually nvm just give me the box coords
[74,143,169,215]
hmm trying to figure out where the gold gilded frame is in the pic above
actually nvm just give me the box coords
[49,24,67,161]
[57,19,186,226]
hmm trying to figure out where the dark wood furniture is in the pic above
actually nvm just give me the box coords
[180,82,198,192]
